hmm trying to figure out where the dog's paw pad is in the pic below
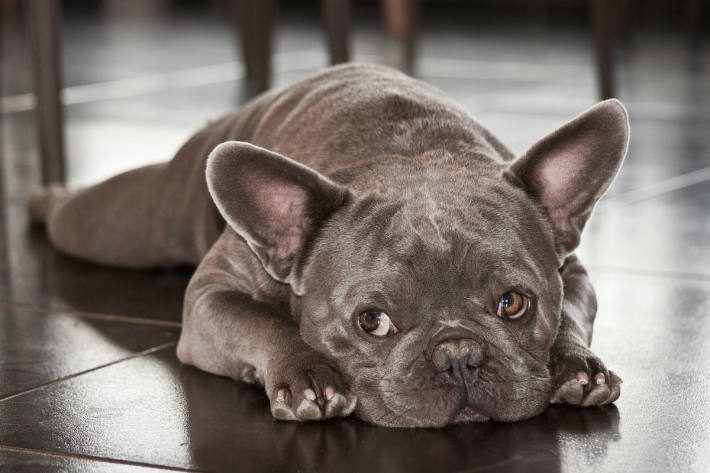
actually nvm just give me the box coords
[267,356,357,422]
[582,381,611,406]
[271,388,297,420]
[296,398,322,420]
[324,391,357,418]
[550,347,622,407]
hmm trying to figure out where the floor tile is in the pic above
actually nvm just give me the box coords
[0,346,602,473]
[580,271,710,473]
[0,305,179,399]
[579,181,710,276]
[0,272,707,473]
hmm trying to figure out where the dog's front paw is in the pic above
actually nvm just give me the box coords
[549,343,622,407]
[266,350,357,422]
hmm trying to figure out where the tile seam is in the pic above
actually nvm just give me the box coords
[0,342,176,403]
[0,444,209,473]
[0,302,182,328]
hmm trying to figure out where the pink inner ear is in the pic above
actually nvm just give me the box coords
[258,183,308,223]
[538,140,591,213]
[255,181,310,260]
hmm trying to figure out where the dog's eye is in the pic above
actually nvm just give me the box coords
[358,310,398,337]
[497,291,529,320]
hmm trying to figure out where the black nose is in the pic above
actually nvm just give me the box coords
[431,338,485,384]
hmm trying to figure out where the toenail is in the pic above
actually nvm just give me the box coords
[304,389,316,401]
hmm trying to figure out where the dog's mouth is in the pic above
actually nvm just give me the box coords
[452,405,490,424]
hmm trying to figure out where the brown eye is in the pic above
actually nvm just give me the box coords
[497,291,529,320]
[358,310,398,337]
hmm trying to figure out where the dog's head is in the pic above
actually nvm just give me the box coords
[206,100,629,427]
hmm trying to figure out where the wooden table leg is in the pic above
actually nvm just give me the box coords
[381,0,418,73]
[591,0,618,100]
[322,0,350,65]
[232,0,276,97]
[26,0,66,184]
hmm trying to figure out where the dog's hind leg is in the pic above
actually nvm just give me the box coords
[27,157,222,269]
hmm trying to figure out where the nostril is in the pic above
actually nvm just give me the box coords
[466,350,485,369]
[432,346,452,373]
[431,338,485,379]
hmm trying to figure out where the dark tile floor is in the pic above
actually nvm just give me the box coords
[1,3,709,472]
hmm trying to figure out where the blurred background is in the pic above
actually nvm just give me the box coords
[1,0,708,191]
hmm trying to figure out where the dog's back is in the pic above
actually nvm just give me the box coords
[27,63,512,269]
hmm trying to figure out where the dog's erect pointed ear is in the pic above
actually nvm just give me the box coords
[509,99,630,256]
[206,141,350,291]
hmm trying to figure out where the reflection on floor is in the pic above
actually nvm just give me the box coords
[1,2,709,472]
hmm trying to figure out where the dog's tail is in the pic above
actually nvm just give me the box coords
[26,184,72,225]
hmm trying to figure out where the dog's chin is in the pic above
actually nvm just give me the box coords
[452,405,490,424]
[355,385,492,428]
[355,398,490,428]
[354,381,550,427]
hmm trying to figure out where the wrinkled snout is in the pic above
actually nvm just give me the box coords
[431,338,486,386]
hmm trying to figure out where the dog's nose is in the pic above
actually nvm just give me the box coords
[432,338,485,384]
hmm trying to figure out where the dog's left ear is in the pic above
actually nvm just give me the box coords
[509,99,629,256]
[206,141,350,293]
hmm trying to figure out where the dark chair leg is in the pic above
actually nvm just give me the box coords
[322,0,350,65]
[26,0,66,184]
[381,0,419,74]
[232,0,276,97]
[683,0,704,34]
[590,0,618,100]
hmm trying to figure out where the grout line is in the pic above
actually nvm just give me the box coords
[586,264,710,282]
[0,342,176,403]
[597,165,710,213]
[0,302,182,328]
[0,445,209,473]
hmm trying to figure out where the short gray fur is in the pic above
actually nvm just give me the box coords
[28,63,628,427]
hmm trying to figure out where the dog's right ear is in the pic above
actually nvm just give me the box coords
[206,141,350,292]
[508,99,630,257]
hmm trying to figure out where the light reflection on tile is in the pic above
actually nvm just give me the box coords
[0,449,187,473]
[0,346,621,473]
[579,183,710,276]
[0,306,179,398]
[586,271,710,472]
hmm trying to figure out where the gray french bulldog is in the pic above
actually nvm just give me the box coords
[28,63,627,427]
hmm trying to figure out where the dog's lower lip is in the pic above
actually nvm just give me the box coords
[453,405,489,423]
